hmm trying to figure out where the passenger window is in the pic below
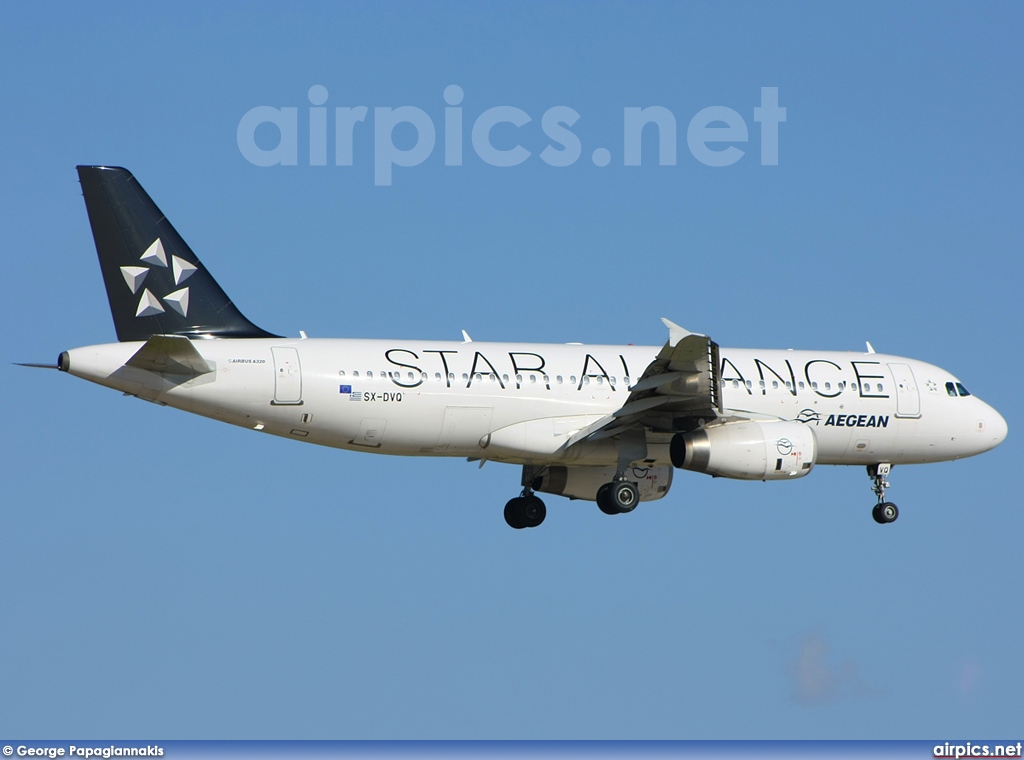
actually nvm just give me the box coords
[772,381,779,389]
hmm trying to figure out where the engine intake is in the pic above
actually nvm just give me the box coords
[670,420,817,480]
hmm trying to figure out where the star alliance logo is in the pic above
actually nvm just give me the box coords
[119,238,197,318]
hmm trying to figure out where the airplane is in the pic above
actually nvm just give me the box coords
[27,165,1008,529]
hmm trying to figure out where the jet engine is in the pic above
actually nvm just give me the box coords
[670,420,817,480]
[533,464,673,502]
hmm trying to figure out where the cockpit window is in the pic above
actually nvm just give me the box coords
[946,381,972,397]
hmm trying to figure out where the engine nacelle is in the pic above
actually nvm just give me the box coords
[533,465,673,502]
[670,420,817,480]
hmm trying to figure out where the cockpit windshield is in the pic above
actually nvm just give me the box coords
[946,381,972,397]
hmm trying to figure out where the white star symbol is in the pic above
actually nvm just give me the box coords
[122,238,195,318]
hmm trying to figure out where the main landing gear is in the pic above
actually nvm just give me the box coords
[504,491,546,529]
[596,478,640,515]
[868,463,899,524]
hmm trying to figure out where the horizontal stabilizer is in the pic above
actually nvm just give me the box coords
[125,335,214,375]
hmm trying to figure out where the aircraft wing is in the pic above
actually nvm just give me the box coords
[565,319,723,447]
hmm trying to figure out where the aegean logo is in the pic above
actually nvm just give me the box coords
[237,85,787,186]
[793,409,823,426]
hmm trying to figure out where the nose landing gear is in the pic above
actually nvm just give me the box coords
[868,463,899,524]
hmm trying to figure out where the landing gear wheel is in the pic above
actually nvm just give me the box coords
[522,495,547,528]
[596,483,619,515]
[872,501,898,524]
[504,494,546,529]
[504,497,527,529]
[610,481,639,513]
[597,481,639,515]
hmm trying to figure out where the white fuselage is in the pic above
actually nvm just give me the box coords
[63,337,1007,469]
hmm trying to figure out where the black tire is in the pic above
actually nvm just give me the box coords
[879,502,899,523]
[596,483,619,515]
[504,497,527,529]
[523,495,547,528]
[611,481,639,513]
[871,504,885,524]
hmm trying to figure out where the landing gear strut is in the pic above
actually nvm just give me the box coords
[504,492,546,529]
[868,463,899,524]
[596,429,645,516]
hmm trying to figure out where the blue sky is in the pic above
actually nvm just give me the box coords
[2,1,1022,740]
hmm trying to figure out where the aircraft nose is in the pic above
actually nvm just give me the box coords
[978,403,1008,452]
[990,407,1008,447]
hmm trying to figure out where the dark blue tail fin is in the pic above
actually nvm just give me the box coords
[77,165,278,342]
